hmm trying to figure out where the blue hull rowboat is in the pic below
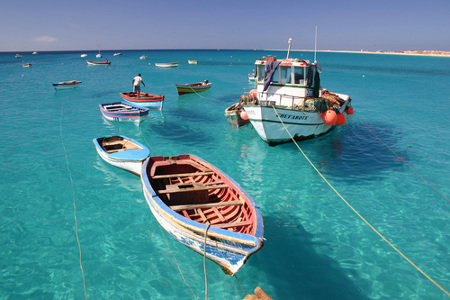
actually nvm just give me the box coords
[140,154,264,275]
[119,92,165,110]
[99,102,149,122]
[93,136,150,175]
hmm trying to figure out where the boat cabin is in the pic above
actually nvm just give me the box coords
[254,57,321,108]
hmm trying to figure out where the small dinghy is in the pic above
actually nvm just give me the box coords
[141,154,264,275]
[86,60,111,65]
[119,92,165,110]
[175,81,212,95]
[99,102,149,122]
[224,102,250,128]
[155,61,179,68]
[52,80,82,89]
[93,135,150,175]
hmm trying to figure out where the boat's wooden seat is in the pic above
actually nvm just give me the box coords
[152,171,214,179]
[215,220,252,229]
[170,199,244,211]
[158,182,226,194]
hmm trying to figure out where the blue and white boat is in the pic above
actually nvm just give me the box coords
[141,154,264,275]
[99,102,149,122]
[93,136,150,175]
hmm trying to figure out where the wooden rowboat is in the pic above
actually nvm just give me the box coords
[86,60,111,65]
[93,135,150,175]
[99,102,149,122]
[224,102,251,128]
[119,92,165,110]
[155,61,179,68]
[52,80,82,89]
[175,81,212,95]
[22,63,32,68]
[188,60,198,64]
[141,154,264,275]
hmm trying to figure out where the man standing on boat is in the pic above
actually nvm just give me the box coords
[132,73,145,96]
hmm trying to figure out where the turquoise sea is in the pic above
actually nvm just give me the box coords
[0,49,449,299]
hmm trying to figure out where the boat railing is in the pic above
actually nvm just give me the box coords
[255,91,307,109]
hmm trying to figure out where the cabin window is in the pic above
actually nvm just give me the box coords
[280,66,292,84]
[294,67,305,84]
[257,65,265,81]
[271,67,279,83]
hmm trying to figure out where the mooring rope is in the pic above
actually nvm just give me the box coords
[203,224,211,300]
[272,107,450,297]
[358,117,449,202]
[59,102,88,300]
[235,275,247,297]
[158,224,198,300]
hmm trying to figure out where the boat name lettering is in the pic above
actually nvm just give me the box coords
[279,114,308,120]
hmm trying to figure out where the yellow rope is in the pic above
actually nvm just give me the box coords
[272,107,450,297]
[60,102,88,300]
[358,117,449,202]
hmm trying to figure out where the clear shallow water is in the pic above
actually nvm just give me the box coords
[0,50,449,299]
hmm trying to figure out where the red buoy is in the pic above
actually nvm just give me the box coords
[240,111,249,120]
[346,106,354,115]
[322,110,337,125]
[249,89,257,99]
[336,113,347,125]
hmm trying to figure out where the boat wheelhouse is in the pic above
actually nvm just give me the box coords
[241,47,353,146]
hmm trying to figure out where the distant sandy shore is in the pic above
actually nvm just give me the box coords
[297,49,450,57]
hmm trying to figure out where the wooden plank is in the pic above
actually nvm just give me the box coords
[212,207,226,222]
[152,171,214,179]
[158,184,228,194]
[215,220,252,229]
[170,199,244,212]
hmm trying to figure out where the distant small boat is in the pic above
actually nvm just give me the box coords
[140,55,147,60]
[248,73,256,81]
[141,154,264,275]
[96,53,102,58]
[119,92,165,110]
[113,52,122,56]
[175,81,212,95]
[86,60,111,65]
[155,61,179,68]
[188,60,198,64]
[32,51,38,55]
[99,101,149,122]
[52,80,82,89]
[22,63,32,68]
[225,102,251,128]
[80,54,88,57]
[15,54,22,58]
[93,135,150,175]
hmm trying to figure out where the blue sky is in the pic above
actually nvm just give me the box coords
[1,0,449,52]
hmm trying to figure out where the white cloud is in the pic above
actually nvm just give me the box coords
[33,36,57,42]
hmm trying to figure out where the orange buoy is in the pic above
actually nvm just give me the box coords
[322,110,337,125]
[240,110,249,120]
[346,106,354,115]
[336,113,347,125]
[249,89,257,99]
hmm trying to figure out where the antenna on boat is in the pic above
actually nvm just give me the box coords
[314,26,318,63]
[286,38,292,59]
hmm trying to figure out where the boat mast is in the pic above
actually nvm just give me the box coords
[314,26,318,63]
[286,38,292,59]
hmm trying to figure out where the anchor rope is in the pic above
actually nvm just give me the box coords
[235,275,247,297]
[158,224,198,300]
[59,102,88,300]
[203,224,211,300]
[358,117,449,202]
[272,107,450,297]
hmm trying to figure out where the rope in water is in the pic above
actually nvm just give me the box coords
[272,107,450,297]
[358,117,449,202]
[203,224,211,300]
[158,224,198,300]
[59,102,88,300]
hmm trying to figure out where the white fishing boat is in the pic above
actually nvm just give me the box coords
[15,54,22,58]
[32,51,38,55]
[140,55,147,60]
[241,38,354,146]
[113,52,122,56]
[80,54,88,57]
[188,60,198,64]
[155,61,179,68]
